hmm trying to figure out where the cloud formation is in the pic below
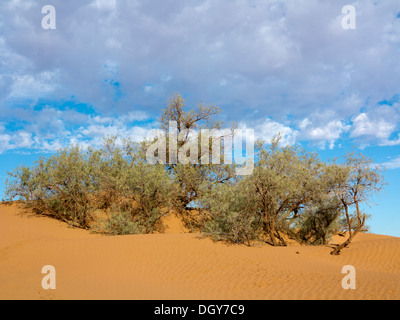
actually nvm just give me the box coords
[0,0,399,154]
[379,156,400,170]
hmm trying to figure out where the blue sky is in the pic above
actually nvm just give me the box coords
[0,0,399,236]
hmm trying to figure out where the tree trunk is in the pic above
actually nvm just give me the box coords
[275,231,287,246]
[264,221,277,246]
[331,200,366,255]
[263,217,279,246]
[264,219,287,246]
[330,226,361,255]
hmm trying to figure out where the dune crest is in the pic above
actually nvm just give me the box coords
[0,203,399,300]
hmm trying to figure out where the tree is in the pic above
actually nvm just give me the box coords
[6,146,102,228]
[94,136,175,234]
[201,180,263,246]
[4,94,386,254]
[200,135,328,247]
[159,93,236,211]
[248,137,326,246]
[330,152,385,255]
[295,162,347,246]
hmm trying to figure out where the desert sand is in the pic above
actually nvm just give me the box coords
[0,203,399,300]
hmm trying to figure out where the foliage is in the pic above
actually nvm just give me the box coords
[6,146,101,228]
[4,94,386,253]
[201,181,263,245]
[198,136,385,250]
[5,137,173,233]
[159,93,236,211]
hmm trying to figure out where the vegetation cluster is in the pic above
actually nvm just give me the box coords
[5,95,385,255]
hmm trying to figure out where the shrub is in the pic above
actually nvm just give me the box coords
[6,146,101,228]
[5,137,174,233]
[296,199,343,245]
[4,94,385,254]
[118,162,175,233]
[198,137,384,250]
[104,209,144,235]
[200,181,263,245]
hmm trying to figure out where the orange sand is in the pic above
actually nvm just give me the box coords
[0,203,399,300]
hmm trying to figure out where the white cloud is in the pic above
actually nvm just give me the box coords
[0,134,12,153]
[379,156,400,170]
[350,104,400,146]
[1,0,400,154]
[297,112,350,149]
[379,134,400,147]
[121,111,149,122]
[90,0,117,11]
[0,106,155,154]
[249,118,297,146]
[4,0,398,116]
[9,71,60,99]
[6,0,35,11]
[13,131,33,148]
[351,113,394,140]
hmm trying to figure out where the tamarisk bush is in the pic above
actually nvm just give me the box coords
[199,136,385,251]
[4,94,385,253]
[6,146,101,228]
[158,94,237,213]
[200,180,263,246]
[5,136,174,233]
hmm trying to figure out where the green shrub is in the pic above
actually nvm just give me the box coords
[5,137,174,233]
[296,199,343,245]
[200,181,263,245]
[6,146,101,228]
[4,95,385,253]
[105,209,144,235]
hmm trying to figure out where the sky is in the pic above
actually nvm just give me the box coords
[0,0,399,236]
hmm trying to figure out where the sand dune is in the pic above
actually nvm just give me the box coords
[0,203,399,300]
